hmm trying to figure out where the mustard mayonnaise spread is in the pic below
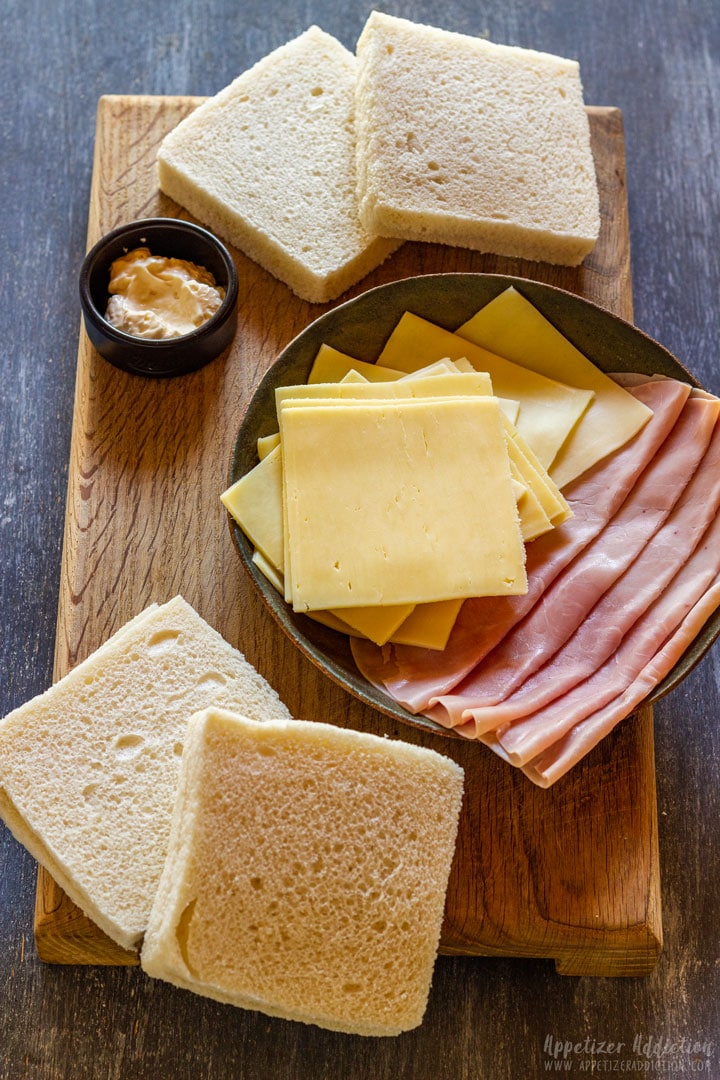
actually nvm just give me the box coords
[105,247,225,339]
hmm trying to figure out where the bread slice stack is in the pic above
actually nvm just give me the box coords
[354,12,600,265]
[157,26,402,304]
[156,16,599,303]
[141,708,464,1035]
[0,598,464,1035]
[0,596,291,949]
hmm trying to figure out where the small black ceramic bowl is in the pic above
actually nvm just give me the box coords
[79,217,239,377]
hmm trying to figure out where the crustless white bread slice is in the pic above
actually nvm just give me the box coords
[354,12,600,266]
[156,26,402,303]
[141,708,464,1036]
[0,597,291,950]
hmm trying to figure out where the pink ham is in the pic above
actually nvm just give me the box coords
[521,573,720,787]
[429,393,717,728]
[496,504,720,764]
[455,401,720,736]
[351,378,690,713]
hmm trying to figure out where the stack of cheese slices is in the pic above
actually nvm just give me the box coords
[222,284,720,786]
[0,597,464,1036]
[157,13,600,302]
[222,287,652,652]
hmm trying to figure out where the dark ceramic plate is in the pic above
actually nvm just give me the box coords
[227,273,716,737]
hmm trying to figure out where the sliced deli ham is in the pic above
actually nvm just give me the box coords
[427,390,713,726]
[497,507,720,766]
[349,366,720,786]
[440,395,720,733]
[351,378,690,713]
[521,573,720,787]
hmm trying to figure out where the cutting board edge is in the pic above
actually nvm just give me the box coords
[33,96,661,976]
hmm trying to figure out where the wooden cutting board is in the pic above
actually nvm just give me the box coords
[34,95,662,976]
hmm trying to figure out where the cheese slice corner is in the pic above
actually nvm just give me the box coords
[308,342,405,384]
[458,287,653,487]
[377,310,594,469]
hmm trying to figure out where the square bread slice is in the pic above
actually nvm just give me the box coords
[354,12,600,266]
[0,597,291,950]
[157,26,402,303]
[141,708,465,1036]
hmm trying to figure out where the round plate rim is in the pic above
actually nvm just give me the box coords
[227,272,717,739]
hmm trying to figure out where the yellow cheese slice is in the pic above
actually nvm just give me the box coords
[276,378,563,541]
[448,356,476,373]
[508,459,551,541]
[251,555,390,644]
[308,343,406,384]
[389,598,464,650]
[221,446,285,571]
[307,608,360,635]
[228,362,563,639]
[237,447,521,647]
[376,311,594,469]
[331,602,415,644]
[502,417,571,527]
[497,398,520,426]
[252,547,285,593]
[457,287,654,487]
[280,396,528,611]
[398,360,521,424]
[275,370,495,417]
[515,489,551,543]
[231,380,563,578]
[257,432,281,460]
[311,603,444,650]
[253,543,460,652]
[511,477,527,502]
[229,469,415,645]
[279,396,555,543]
[399,358,463,378]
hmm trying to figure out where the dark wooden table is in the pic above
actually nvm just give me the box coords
[1,2,718,1076]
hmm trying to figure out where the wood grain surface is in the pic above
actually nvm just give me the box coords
[4,5,720,1079]
[32,95,662,976]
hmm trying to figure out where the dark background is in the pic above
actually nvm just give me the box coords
[1,1,718,1076]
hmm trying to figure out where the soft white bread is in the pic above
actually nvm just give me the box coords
[157,26,401,303]
[354,12,600,266]
[0,597,291,950]
[141,708,464,1036]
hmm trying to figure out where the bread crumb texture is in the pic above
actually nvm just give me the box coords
[157,25,401,303]
[0,597,290,949]
[141,709,464,1036]
[354,12,600,264]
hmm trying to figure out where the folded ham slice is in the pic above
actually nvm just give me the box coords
[350,369,720,787]
[521,572,720,787]
[351,378,690,713]
[496,502,720,764]
[447,397,720,734]
[427,390,713,727]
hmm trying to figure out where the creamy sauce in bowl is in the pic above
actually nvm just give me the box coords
[105,246,225,339]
